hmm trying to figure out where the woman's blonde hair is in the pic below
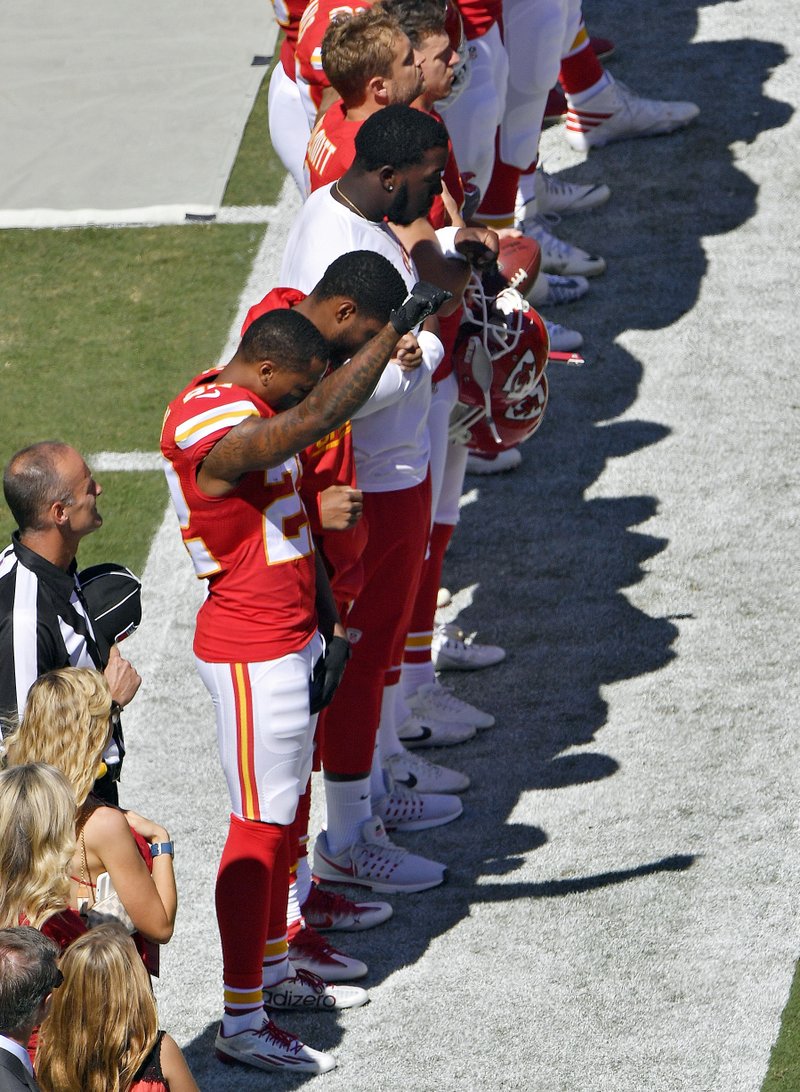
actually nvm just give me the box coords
[3,667,112,805]
[36,924,158,1092]
[0,763,76,929]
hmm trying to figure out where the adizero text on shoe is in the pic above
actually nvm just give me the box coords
[565,75,700,151]
[288,925,368,981]
[520,213,606,277]
[215,1019,337,1073]
[301,884,393,932]
[532,168,610,216]
[313,816,446,893]
[385,747,470,793]
[432,624,506,672]
[527,270,589,307]
[410,680,495,729]
[373,779,463,832]
[396,712,476,748]
[263,968,368,1011]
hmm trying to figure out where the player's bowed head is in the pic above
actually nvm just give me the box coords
[198,282,450,493]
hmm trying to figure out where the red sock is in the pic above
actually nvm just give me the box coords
[475,133,520,229]
[559,27,604,95]
[216,814,287,992]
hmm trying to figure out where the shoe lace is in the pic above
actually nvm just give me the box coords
[307,886,359,917]
[290,927,331,955]
[258,1020,300,1050]
[291,967,326,994]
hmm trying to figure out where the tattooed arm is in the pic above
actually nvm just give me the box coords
[199,283,450,491]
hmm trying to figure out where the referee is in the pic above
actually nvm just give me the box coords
[0,441,140,802]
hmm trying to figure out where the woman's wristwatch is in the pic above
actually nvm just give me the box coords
[149,840,174,858]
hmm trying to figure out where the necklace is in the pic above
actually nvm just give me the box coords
[334,181,368,220]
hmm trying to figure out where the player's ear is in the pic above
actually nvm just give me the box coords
[334,299,357,323]
[378,166,396,193]
[258,359,275,388]
[368,74,389,104]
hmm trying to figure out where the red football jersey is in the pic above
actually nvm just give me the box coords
[161,370,317,662]
[453,0,501,40]
[272,0,309,77]
[306,101,360,191]
[295,0,370,116]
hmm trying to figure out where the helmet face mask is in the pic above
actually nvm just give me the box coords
[450,276,550,452]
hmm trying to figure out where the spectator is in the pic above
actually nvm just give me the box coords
[36,924,199,1092]
[0,927,61,1092]
[0,764,87,1064]
[3,668,177,967]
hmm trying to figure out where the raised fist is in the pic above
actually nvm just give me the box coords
[390,281,452,335]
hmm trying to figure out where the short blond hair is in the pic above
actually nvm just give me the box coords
[0,763,76,929]
[3,667,112,806]
[322,8,405,104]
[36,924,158,1092]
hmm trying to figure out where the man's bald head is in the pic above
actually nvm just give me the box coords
[3,441,78,533]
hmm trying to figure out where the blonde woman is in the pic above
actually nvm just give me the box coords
[37,923,199,1092]
[0,762,87,1064]
[3,668,177,961]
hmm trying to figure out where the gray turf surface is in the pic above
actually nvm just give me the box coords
[121,1,800,1088]
[0,0,271,218]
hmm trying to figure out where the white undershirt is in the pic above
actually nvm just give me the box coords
[280,185,442,491]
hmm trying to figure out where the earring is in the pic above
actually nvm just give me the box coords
[388,185,394,191]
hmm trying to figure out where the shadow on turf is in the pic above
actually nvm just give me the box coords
[177,6,792,1087]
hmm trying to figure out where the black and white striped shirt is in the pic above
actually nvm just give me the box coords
[0,533,108,730]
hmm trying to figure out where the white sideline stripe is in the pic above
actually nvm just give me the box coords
[0,204,284,231]
[89,451,162,472]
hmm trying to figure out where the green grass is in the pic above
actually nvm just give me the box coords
[223,56,286,206]
[0,222,265,570]
[763,962,800,1090]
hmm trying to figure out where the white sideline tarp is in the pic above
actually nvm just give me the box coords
[0,0,275,223]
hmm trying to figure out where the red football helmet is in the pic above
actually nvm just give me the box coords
[449,278,550,453]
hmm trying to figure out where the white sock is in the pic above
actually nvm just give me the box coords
[286,870,302,932]
[566,70,612,107]
[323,775,372,856]
[295,854,312,908]
[394,685,414,731]
[369,739,388,798]
[517,171,537,210]
[221,1002,265,1037]
[401,660,436,699]
[377,682,404,762]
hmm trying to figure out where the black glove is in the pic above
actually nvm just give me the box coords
[390,281,452,335]
[309,635,352,715]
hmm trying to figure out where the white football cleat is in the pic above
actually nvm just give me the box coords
[372,773,463,832]
[432,623,506,672]
[520,213,606,278]
[301,883,393,932]
[263,967,368,1010]
[288,925,368,981]
[215,1019,336,1074]
[396,712,476,748]
[465,448,523,475]
[409,680,495,729]
[544,319,584,353]
[532,167,610,215]
[384,747,471,794]
[313,816,447,893]
[565,75,700,151]
[527,270,589,307]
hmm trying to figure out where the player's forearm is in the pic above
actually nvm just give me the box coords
[208,324,401,476]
